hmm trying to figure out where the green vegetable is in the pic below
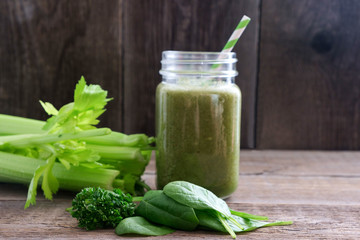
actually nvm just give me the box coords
[230,209,269,221]
[67,187,136,230]
[87,144,147,176]
[163,181,243,238]
[0,77,153,208]
[0,128,110,208]
[135,190,199,231]
[115,216,175,236]
[195,209,293,233]
[85,132,154,147]
[40,76,112,134]
[0,128,111,148]
[0,114,155,148]
[65,181,292,237]
[160,181,292,238]
[163,181,231,215]
[0,151,120,191]
[0,113,44,135]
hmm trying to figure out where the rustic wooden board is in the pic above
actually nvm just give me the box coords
[146,150,360,177]
[1,150,360,239]
[123,0,259,148]
[0,0,123,130]
[1,201,359,239]
[257,0,360,149]
[145,151,360,205]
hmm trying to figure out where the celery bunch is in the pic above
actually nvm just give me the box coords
[0,77,154,208]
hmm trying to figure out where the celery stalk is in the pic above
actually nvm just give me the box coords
[0,151,120,191]
[86,144,148,177]
[86,144,142,160]
[0,114,153,148]
[99,158,147,176]
[0,128,111,148]
[0,114,44,135]
[84,132,150,147]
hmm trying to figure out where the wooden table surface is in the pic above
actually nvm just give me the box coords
[1,150,360,239]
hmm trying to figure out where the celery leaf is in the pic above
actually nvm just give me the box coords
[41,155,59,200]
[39,101,59,116]
[25,164,47,208]
[41,76,112,134]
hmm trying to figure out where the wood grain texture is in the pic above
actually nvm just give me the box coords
[257,0,360,149]
[143,150,360,205]
[1,150,360,239]
[123,0,259,148]
[0,0,123,131]
[1,201,359,239]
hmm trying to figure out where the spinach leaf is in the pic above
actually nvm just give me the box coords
[163,181,242,238]
[115,216,175,236]
[163,181,231,216]
[135,190,199,231]
[195,209,226,232]
[195,209,293,233]
[230,209,268,220]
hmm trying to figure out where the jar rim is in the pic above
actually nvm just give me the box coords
[162,50,237,60]
[162,50,236,55]
[160,50,238,78]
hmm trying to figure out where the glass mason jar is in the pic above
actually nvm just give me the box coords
[155,51,241,198]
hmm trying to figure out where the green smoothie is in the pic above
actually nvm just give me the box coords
[155,82,241,197]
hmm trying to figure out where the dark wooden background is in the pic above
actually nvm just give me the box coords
[1,0,359,150]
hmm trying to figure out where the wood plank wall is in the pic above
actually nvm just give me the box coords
[257,0,360,149]
[0,0,124,130]
[0,0,359,150]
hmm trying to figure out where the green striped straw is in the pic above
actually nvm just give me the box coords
[212,15,251,69]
